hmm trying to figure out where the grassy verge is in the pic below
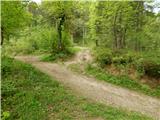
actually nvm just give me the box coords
[85,64,160,98]
[40,47,81,62]
[2,57,153,120]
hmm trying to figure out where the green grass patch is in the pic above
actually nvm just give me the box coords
[67,46,81,53]
[85,64,160,98]
[40,52,71,62]
[40,47,80,62]
[2,56,153,120]
[83,103,152,120]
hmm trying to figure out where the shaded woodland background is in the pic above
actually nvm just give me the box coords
[2,1,160,80]
[1,1,160,119]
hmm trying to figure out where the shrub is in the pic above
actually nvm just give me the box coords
[112,56,128,65]
[2,111,10,120]
[95,48,139,67]
[94,47,112,67]
[142,61,160,78]
[112,51,138,65]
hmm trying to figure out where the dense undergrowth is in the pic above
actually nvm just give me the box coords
[1,56,152,120]
[94,47,160,79]
[4,26,73,57]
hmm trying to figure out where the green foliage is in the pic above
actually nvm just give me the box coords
[94,47,160,79]
[2,111,10,120]
[40,46,82,62]
[2,57,151,120]
[83,103,152,120]
[1,1,31,44]
[112,50,138,64]
[95,48,136,66]
[133,51,160,78]
[133,58,145,77]
[41,1,75,34]
[94,47,112,67]
[41,46,79,62]
[142,60,160,78]
[40,54,57,62]
[85,64,160,97]
[2,56,84,119]
[5,26,72,55]
[41,52,68,62]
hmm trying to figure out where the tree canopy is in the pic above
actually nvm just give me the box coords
[1,1,31,45]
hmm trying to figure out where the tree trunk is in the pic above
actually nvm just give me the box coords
[134,1,144,51]
[95,38,99,46]
[57,14,65,51]
[113,6,121,49]
[83,27,85,45]
[113,17,118,49]
[118,9,122,49]
[122,28,126,48]
[1,27,4,45]
[58,23,62,50]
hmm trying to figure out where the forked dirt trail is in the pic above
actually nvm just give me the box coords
[15,52,160,120]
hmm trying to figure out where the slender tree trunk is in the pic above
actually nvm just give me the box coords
[95,38,99,46]
[58,23,62,50]
[113,6,121,49]
[83,27,85,45]
[1,27,4,45]
[113,17,118,49]
[122,28,126,48]
[134,1,144,51]
[57,14,65,50]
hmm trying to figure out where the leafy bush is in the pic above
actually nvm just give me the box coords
[142,61,160,78]
[94,47,112,67]
[94,48,160,79]
[112,56,129,65]
[112,50,138,65]
[2,111,10,120]
[95,48,138,67]
[133,52,160,78]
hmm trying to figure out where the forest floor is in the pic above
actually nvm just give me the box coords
[15,49,160,120]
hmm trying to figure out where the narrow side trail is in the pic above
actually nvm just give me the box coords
[15,51,160,119]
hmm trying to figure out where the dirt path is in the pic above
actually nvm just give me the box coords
[15,55,160,120]
[64,47,93,66]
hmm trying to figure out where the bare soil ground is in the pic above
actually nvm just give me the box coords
[15,51,160,120]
